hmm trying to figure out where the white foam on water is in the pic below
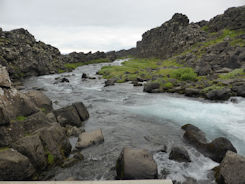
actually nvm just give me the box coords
[126,95,245,155]
[154,147,218,183]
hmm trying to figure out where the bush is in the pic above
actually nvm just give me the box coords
[171,68,197,81]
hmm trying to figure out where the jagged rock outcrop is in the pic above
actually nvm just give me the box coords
[0,66,86,180]
[136,13,207,59]
[207,6,245,32]
[0,28,64,80]
[0,28,113,81]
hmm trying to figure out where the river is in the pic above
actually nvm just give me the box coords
[23,59,245,183]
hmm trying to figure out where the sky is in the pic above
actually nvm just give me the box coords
[0,0,244,54]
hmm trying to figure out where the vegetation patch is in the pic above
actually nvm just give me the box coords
[0,147,9,152]
[47,152,54,165]
[219,69,245,80]
[202,85,225,93]
[16,116,27,121]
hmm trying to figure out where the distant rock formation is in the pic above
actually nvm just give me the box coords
[0,28,112,81]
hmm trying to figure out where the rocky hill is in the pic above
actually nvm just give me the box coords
[98,5,245,101]
[0,28,112,81]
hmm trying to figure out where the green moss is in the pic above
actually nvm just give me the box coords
[16,116,27,121]
[230,38,245,47]
[64,58,110,70]
[40,107,47,113]
[47,152,54,165]
[163,82,173,88]
[202,85,225,93]
[58,69,65,73]
[219,68,245,79]
[201,25,209,32]
[0,147,9,152]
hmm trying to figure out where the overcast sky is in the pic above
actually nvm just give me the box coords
[0,0,244,53]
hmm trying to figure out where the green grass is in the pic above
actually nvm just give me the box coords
[219,68,245,79]
[16,116,27,121]
[0,147,9,152]
[64,58,110,70]
[163,82,174,88]
[202,85,225,93]
[98,58,197,84]
[47,152,54,165]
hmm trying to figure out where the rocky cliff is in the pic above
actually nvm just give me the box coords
[0,28,112,81]
[136,6,245,61]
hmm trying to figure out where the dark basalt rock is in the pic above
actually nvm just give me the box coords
[0,149,35,180]
[169,146,191,163]
[215,151,245,184]
[206,137,237,163]
[182,124,237,163]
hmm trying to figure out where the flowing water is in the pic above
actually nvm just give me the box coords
[23,59,245,183]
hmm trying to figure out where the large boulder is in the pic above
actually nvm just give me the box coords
[73,102,89,121]
[37,123,71,164]
[25,90,53,112]
[116,147,158,180]
[143,82,160,93]
[76,129,104,149]
[0,148,35,180]
[169,146,191,163]
[216,151,245,184]
[54,102,89,127]
[0,66,11,88]
[206,137,237,163]
[182,124,207,148]
[12,134,47,170]
[0,111,51,147]
[182,124,237,163]
[206,88,231,101]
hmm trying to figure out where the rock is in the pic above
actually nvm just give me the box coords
[0,148,35,180]
[61,152,84,168]
[37,123,71,164]
[169,146,191,163]
[54,103,89,127]
[206,137,237,163]
[206,88,231,101]
[215,151,245,184]
[132,81,143,86]
[182,124,207,148]
[0,111,51,147]
[12,134,47,170]
[46,112,57,122]
[143,82,160,93]
[104,78,117,87]
[182,124,237,163]
[76,129,104,149]
[65,125,85,137]
[60,78,69,83]
[116,147,158,179]
[185,88,201,97]
[73,102,89,121]
[232,82,245,97]
[81,73,87,79]
[25,90,53,112]
[0,66,11,88]
[0,88,39,122]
